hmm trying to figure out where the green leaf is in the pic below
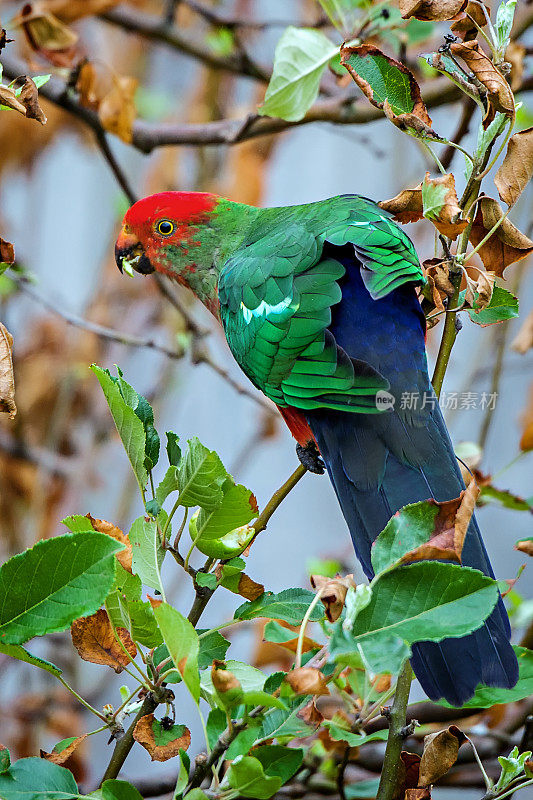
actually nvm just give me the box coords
[224,756,282,799]
[0,757,79,799]
[263,620,298,644]
[241,691,287,710]
[0,747,10,774]
[323,722,388,747]
[91,365,147,490]
[468,286,519,326]
[481,484,532,512]
[155,465,179,505]
[166,432,181,466]
[98,780,144,800]
[183,791,209,800]
[258,27,338,122]
[206,708,226,749]
[152,644,181,684]
[234,589,325,625]
[129,601,162,647]
[178,437,227,510]
[226,723,262,760]
[253,745,303,783]
[106,562,142,631]
[260,698,314,741]
[129,516,165,598]
[0,643,62,677]
[341,46,416,116]
[195,573,218,591]
[495,0,517,53]
[440,646,533,708]
[61,515,94,533]
[0,532,122,645]
[201,660,265,701]
[330,563,498,660]
[197,630,230,670]
[317,0,363,33]
[195,479,257,541]
[496,746,531,791]
[175,750,191,797]
[371,500,441,574]
[152,602,200,701]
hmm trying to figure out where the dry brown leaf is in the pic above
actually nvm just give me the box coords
[76,62,101,111]
[512,310,533,354]
[505,42,526,91]
[44,0,120,23]
[340,44,433,133]
[469,197,533,276]
[133,714,191,762]
[0,323,16,419]
[85,514,132,572]
[450,40,514,118]
[468,269,496,311]
[379,186,423,224]
[422,259,454,314]
[40,734,87,765]
[400,751,422,792]
[418,726,466,786]
[298,699,324,729]
[516,540,533,556]
[495,127,533,207]
[519,385,533,451]
[0,238,14,264]
[13,3,78,65]
[18,77,47,124]
[422,172,468,239]
[451,1,489,40]
[400,482,479,566]
[0,85,27,116]
[310,574,356,622]
[285,667,330,697]
[399,0,466,21]
[70,608,137,672]
[98,76,138,144]
[234,573,264,601]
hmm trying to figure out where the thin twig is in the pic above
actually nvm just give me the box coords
[100,693,158,783]
[376,662,413,800]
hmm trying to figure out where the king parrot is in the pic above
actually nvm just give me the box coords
[115,191,518,706]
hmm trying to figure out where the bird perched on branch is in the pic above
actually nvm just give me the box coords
[115,191,518,705]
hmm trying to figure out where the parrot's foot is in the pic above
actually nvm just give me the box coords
[296,442,325,475]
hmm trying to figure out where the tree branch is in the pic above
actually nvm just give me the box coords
[100,6,270,83]
[100,692,158,783]
[376,662,413,800]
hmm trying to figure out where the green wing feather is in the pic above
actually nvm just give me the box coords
[217,195,422,413]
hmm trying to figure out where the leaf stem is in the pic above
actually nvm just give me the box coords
[376,661,413,800]
[295,589,323,668]
[463,207,511,262]
[162,495,181,541]
[57,676,107,721]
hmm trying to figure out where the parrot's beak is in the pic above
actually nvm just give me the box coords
[115,226,155,277]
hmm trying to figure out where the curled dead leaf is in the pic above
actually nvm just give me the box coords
[512,310,533,354]
[133,714,190,762]
[418,726,466,786]
[451,1,490,40]
[422,172,468,239]
[211,660,242,696]
[85,514,132,573]
[519,385,533,452]
[298,699,324,729]
[399,0,466,21]
[98,76,138,144]
[495,127,533,207]
[0,85,27,116]
[0,238,14,264]
[40,734,87,765]
[383,99,436,137]
[285,667,330,697]
[310,574,356,622]
[400,482,479,566]
[71,608,137,672]
[379,186,423,224]
[13,3,78,66]
[0,323,16,419]
[17,77,47,124]
[422,259,454,315]
[469,197,533,276]
[450,40,514,118]
[340,44,433,133]
[516,540,533,556]
[505,42,525,92]
[44,0,120,23]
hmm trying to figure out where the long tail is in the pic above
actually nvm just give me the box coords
[306,404,518,707]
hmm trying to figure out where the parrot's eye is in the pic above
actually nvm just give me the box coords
[156,219,174,237]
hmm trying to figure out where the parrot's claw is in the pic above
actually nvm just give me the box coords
[296,442,325,475]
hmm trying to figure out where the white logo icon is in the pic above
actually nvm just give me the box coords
[375,390,395,410]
